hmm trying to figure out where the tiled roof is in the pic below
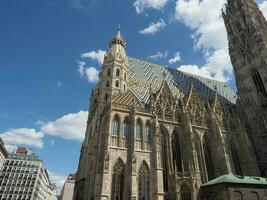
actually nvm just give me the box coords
[201,174,267,186]
[128,57,237,105]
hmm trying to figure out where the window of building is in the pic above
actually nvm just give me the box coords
[105,93,108,101]
[233,191,243,200]
[252,69,266,95]
[106,81,109,87]
[145,122,151,141]
[107,69,111,76]
[138,162,150,200]
[115,80,119,88]
[123,119,129,138]
[111,159,124,200]
[203,135,215,181]
[124,73,126,81]
[124,84,126,91]
[116,69,120,76]
[161,130,169,192]
[136,120,142,139]
[181,183,191,200]
[172,131,182,172]
[112,117,119,136]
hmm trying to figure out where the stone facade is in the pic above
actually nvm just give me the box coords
[74,0,267,199]
[59,174,76,200]
[223,0,267,176]
[0,138,8,171]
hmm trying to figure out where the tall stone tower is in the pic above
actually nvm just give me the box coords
[223,0,267,176]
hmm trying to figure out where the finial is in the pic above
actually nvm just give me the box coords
[118,24,121,31]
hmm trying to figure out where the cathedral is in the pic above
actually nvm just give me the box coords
[74,0,267,199]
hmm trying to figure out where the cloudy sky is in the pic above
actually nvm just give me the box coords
[1,0,267,192]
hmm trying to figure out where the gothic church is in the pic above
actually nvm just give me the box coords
[74,0,267,199]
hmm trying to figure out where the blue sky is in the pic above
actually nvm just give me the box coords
[1,0,267,191]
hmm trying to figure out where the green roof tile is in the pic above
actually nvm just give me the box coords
[202,174,267,187]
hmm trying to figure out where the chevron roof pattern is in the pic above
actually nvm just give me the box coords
[128,57,237,105]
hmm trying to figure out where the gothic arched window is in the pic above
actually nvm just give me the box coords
[106,81,109,87]
[112,116,119,136]
[203,135,215,181]
[116,69,120,76]
[124,84,126,91]
[123,118,129,138]
[136,120,142,139]
[124,73,126,81]
[111,159,124,200]
[252,69,266,95]
[181,183,191,200]
[161,130,169,192]
[230,143,242,175]
[172,131,182,172]
[138,162,150,200]
[107,68,111,76]
[145,122,151,141]
[115,80,119,88]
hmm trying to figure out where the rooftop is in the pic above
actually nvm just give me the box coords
[128,57,237,105]
[202,174,267,187]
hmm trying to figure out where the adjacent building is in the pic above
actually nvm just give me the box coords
[0,138,8,170]
[74,0,267,199]
[0,147,56,200]
[198,174,267,200]
[59,174,76,200]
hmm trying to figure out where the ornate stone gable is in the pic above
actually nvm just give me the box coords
[184,87,209,127]
[111,90,145,111]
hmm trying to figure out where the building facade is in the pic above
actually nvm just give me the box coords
[223,0,267,176]
[0,148,56,200]
[59,174,76,200]
[0,138,8,171]
[198,174,267,200]
[74,0,267,200]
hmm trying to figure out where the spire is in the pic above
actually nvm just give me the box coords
[109,25,126,48]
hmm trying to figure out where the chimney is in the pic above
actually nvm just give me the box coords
[16,147,28,155]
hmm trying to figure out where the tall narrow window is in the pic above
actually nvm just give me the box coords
[181,183,191,200]
[116,69,120,76]
[115,80,119,88]
[106,81,109,87]
[138,162,150,200]
[252,69,266,95]
[161,131,169,192]
[124,73,126,81]
[136,120,142,139]
[107,69,111,76]
[111,159,124,200]
[230,143,242,175]
[145,122,151,141]
[203,135,215,181]
[172,131,182,172]
[112,117,119,136]
[123,119,129,138]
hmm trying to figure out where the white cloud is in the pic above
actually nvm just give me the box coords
[139,19,166,35]
[169,52,181,64]
[178,65,212,79]
[41,111,88,141]
[48,171,67,194]
[78,61,86,77]
[0,128,44,149]
[175,0,232,81]
[81,50,106,64]
[85,67,99,83]
[150,50,168,60]
[57,81,63,88]
[5,145,17,153]
[133,0,168,13]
